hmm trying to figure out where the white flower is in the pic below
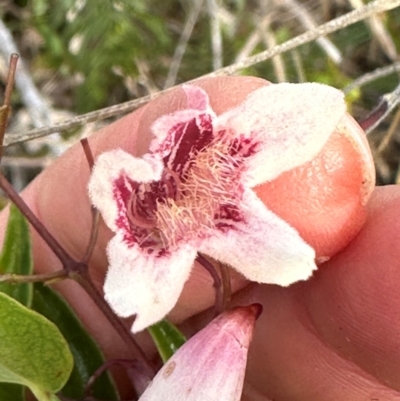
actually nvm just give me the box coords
[138,304,261,401]
[88,83,346,332]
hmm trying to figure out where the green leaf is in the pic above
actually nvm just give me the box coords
[0,204,34,401]
[0,203,33,306]
[32,283,119,400]
[0,383,25,401]
[148,320,186,363]
[0,291,73,401]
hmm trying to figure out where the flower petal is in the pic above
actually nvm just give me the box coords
[104,234,197,332]
[139,304,260,401]
[182,84,210,110]
[88,149,163,232]
[199,189,316,286]
[215,83,346,186]
[150,87,216,159]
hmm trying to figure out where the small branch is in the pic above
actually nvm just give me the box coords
[0,54,18,158]
[377,107,400,153]
[291,49,306,82]
[0,155,53,168]
[80,138,100,264]
[2,54,18,108]
[72,271,156,376]
[0,173,74,264]
[81,138,95,169]
[258,19,287,83]
[82,208,100,265]
[219,262,231,309]
[359,81,400,134]
[84,359,151,400]
[0,18,51,128]
[164,0,204,89]
[207,0,223,71]
[343,61,400,94]
[278,0,342,65]
[196,253,223,314]
[0,269,67,284]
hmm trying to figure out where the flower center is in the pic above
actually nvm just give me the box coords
[155,138,245,249]
[126,168,182,230]
[124,131,256,254]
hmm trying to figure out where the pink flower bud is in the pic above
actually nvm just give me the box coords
[139,304,261,401]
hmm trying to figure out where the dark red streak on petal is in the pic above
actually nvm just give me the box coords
[164,114,214,178]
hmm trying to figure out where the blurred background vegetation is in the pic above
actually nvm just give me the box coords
[1,0,400,190]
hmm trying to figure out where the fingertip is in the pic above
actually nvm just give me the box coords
[255,111,375,259]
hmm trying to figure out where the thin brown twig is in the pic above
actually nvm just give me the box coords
[196,254,223,314]
[82,209,100,265]
[360,81,400,134]
[0,269,67,284]
[377,107,400,153]
[0,54,18,158]
[84,358,151,400]
[81,138,95,168]
[0,173,74,265]
[344,61,400,94]
[80,138,100,264]
[3,54,18,107]
[219,262,232,309]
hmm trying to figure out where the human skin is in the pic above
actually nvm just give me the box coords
[1,76,400,400]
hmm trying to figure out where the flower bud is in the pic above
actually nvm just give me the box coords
[139,304,261,401]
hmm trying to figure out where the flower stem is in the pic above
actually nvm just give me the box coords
[196,254,223,314]
[219,262,232,309]
[84,358,151,400]
[0,172,73,265]
[80,138,100,265]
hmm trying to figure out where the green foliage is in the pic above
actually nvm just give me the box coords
[32,283,119,400]
[31,0,174,112]
[148,319,186,363]
[5,0,396,122]
[0,383,25,401]
[0,292,73,401]
[0,204,34,401]
[0,204,33,306]
[0,205,118,400]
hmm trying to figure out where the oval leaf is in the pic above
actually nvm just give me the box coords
[0,203,33,306]
[0,203,34,401]
[32,283,119,400]
[0,292,73,401]
[148,320,186,363]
